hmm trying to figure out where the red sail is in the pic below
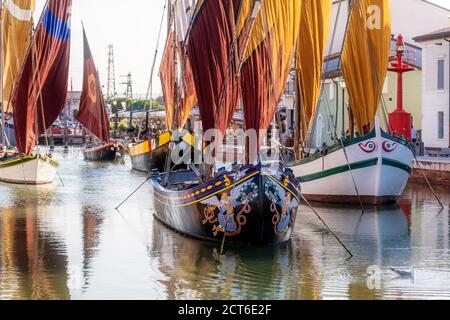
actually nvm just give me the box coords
[76,28,110,143]
[240,0,301,147]
[12,0,72,155]
[159,30,177,131]
[186,0,241,134]
[159,30,197,131]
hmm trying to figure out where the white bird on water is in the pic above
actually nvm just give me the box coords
[389,265,416,279]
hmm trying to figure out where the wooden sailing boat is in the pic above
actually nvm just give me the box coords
[128,0,197,173]
[0,0,72,185]
[151,0,302,245]
[77,26,119,162]
[287,0,414,205]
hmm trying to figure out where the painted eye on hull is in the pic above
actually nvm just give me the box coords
[359,141,376,153]
[383,141,398,152]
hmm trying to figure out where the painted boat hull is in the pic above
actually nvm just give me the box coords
[287,120,414,205]
[0,155,59,185]
[130,149,152,172]
[151,165,301,245]
[129,132,197,173]
[129,142,169,173]
[83,143,117,162]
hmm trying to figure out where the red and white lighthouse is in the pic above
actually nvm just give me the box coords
[388,34,415,141]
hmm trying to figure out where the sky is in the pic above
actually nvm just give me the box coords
[35,0,168,98]
[34,0,450,98]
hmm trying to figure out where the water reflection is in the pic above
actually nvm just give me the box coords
[0,206,69,300]
[81,205,104,291]
[1,151,449,300]
[150,220,303,300]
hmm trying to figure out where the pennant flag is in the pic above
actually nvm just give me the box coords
[12,0,72,155]
[2,0,36,112]
[76,27,110,143]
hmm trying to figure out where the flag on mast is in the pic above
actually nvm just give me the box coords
[12,0,72,155]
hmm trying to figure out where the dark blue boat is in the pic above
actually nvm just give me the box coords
[152,165,301,245]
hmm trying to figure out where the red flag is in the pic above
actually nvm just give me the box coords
[12,0,72,155]
[76,27,110,143]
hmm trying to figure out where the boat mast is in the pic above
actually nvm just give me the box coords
[163,0,176,186]
[294,54,303,159]
[138,0,168,140]
[0,3,6,146]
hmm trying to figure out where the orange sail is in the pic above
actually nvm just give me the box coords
[296,0,332,135]
[159,30,176,131]
[160,0,197,131]
[2,0,35,112]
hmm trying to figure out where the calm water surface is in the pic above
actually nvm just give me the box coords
[0,148,449,300]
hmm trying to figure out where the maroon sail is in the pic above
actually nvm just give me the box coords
[240,0,301,147]
[76,28,110,143]
[12,0,72,155]
[186,0,241,134]
[159,30,177,131]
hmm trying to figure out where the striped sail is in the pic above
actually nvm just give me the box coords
[12,0,72,155]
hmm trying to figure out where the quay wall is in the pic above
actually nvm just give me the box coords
[410,159,450,186]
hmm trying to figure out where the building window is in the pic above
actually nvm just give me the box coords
[285,78,295,95]
[438,111,444,139]
[437,59,445,90]
[329,83,335,101]
[328,115,335,133]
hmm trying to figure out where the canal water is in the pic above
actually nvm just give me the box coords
[0,148,449,300]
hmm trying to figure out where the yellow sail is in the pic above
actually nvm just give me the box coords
[296,0,332,135]
[2,0,35,113]
[240,0,302,136]
[341,0,391,134]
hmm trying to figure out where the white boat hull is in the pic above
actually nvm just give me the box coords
[0,155,59,185]
[288,119,414,204]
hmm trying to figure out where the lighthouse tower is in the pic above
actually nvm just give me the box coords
[388,34,416,141]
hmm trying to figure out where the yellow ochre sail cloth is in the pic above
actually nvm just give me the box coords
[297,0,332,135]
[2,0,35,112]
[240,0,302,139]
[341,0,391,134]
